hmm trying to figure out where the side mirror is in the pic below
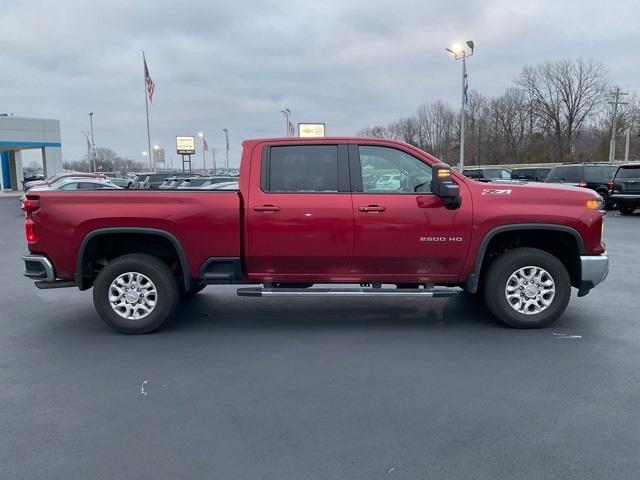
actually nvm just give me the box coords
[430,163,461,210]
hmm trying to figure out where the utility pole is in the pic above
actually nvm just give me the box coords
[211,148,217,173]
[222,128,230,173]
[624,128,631,162]
[88,112,96,172]
[608,87,629,163]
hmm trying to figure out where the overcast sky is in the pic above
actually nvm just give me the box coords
[1,0,638,167]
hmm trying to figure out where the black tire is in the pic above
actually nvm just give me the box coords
[93,254,179,334]
[482,247,571,329]
[597,190,614,210]
[182,283,206,298]
[619,204,636,215]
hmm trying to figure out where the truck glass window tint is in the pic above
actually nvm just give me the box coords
[359,146,432,193]
[268,145,338,192]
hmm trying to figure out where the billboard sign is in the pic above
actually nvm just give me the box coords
[176,136,195,155]
[298,123,325,138]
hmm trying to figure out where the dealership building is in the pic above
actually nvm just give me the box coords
[0,114,63,192]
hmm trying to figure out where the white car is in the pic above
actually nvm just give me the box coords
[201,181,239,190]
[375,174,402,191]
[20,177,121,209]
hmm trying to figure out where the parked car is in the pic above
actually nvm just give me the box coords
[159,177,183,189]
[23,172,105,191]
[20,177,121,209]
[546,163,617,209]
[132,173,197,190]
[177,177,237,189]
[609,163,640,215]
[102,172,132,188]
[22,174,45,189]
[510,167,551,182]
[201,181,239,190]
[462,168,512,182]
[375,173,402,190]
[21,137,608,334]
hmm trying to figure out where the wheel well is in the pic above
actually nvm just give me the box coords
[77,232,187,290]
[478,229,581,288]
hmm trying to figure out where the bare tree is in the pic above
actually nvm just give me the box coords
[516,58,609,160]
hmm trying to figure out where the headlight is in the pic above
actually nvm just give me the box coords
[586,198,603,210]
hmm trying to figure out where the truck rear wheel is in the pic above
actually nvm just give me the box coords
[93,254,179,334]
[482,247,571,329]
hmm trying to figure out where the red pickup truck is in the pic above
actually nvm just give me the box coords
[22,137,609,334]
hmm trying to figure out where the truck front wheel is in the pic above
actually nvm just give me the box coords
[93,254,179,334]
[482,248,571,329]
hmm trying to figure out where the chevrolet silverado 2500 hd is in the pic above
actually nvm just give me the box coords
[22,138,609,333]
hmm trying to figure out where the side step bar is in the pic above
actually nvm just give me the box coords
[237,286,461,298]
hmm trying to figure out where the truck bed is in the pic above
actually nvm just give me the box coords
[25,190,241,281]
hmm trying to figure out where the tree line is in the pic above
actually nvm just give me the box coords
[63,148,145,172]
[359,58,639,165]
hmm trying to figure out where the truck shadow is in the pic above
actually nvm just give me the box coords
[164,291,504,333]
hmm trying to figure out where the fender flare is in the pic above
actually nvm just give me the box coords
[465,223,584,293]
[75,227,191,290]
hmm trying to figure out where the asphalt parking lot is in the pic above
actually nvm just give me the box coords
[1,196,638,480]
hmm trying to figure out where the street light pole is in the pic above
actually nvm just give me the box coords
[88,112,96,172]
[222,128,230,173]
[198,132,205,171]
[280,108,290,136]
[446,41,474,171]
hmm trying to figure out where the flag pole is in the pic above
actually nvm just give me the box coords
[143,51,153,172]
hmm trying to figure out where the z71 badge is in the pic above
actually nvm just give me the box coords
[481,188,512,196]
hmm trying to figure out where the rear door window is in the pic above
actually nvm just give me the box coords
[265,145,339,192]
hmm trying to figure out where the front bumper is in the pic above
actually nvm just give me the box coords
[578,251,609,296]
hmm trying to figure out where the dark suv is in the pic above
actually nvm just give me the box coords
[510,167,551,182]
[609,164,640,215]
[546,163,617,209]
[461,167,511,182]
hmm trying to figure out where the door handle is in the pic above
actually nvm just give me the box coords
[358,205,386,212]
[253,205,281,212]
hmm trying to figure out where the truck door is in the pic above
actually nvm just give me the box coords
[349,144,472,279]
[245,143,354,279]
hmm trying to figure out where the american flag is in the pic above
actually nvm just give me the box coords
[463,64,469,106]
[203,136,209,151]
[144,55,155,103]
[288,121,295,137]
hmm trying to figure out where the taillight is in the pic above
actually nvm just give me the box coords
[25,219,36,243]
[578,180,587,187]
[22,198,40,215]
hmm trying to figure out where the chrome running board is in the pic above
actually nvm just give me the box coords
[237,286,461,298]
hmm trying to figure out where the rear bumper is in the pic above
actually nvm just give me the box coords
[578,251,609,296]
[23,253,55,281]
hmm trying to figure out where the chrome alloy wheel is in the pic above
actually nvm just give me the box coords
[108,272,157,320]
[505,266,556,315]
